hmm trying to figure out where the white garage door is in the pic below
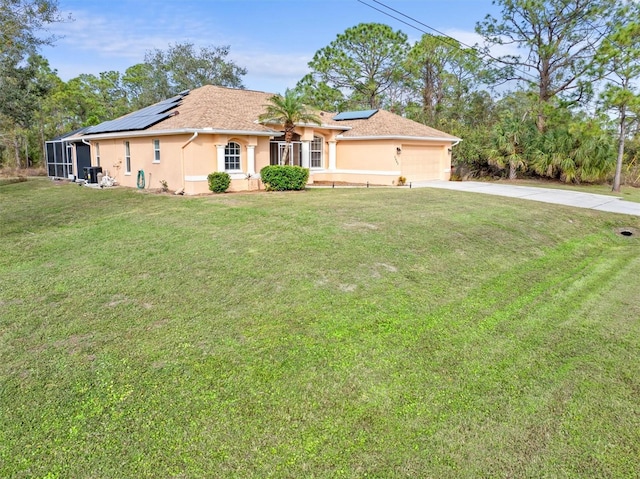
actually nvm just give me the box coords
[400,145,443,181]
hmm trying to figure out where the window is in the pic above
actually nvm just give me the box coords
[153,139,160,163]
[225,142,241,171]
[124,141,131,174]
[310,136,323,168]
[95,142,100,167]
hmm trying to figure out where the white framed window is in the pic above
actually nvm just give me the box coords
[225,142,241,171]
[153,139,160,163]
[124,141,131,174]
[95,142,100,167]
[310,136,323,168]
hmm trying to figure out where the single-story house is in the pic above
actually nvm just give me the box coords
[47,85,460,193]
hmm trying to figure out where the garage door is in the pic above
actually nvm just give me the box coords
[400,145,443,181]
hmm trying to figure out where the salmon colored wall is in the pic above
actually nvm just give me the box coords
[184,135,272,194]
[93,136,193,191]
[89,132,452,194]
[184,136,214,178]
[335,139,451,182]
[336,140,399,171]
[91,139,123,182]
[311,172,398,185]
[90,134,272,194]
[254,138,271,174]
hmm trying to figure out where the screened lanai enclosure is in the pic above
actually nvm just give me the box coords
[45,128,91,180]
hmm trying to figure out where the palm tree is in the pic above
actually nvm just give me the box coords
[259,89,321,166]
[487,112,531,180]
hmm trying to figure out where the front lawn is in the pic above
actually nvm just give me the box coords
[1,179,639,478]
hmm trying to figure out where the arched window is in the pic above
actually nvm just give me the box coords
[225,142,241,171]
[310,136,323,168]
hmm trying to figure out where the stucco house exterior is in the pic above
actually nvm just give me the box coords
[49,85,460,194]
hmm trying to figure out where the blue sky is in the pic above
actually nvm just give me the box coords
[41,0,503,94]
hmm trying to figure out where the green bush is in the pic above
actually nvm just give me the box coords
[260,165,309,191]
[207,172,231,193]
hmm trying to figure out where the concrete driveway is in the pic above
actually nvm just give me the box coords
[412,181,640,217]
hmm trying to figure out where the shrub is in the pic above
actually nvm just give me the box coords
[397,176,407,186]
[207,172,231,193]
[260,165,309,191]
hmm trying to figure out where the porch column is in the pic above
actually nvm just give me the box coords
[247,145,256,175]
[301,140,310,169]
[328,141,337,171]
[216,144,225,172]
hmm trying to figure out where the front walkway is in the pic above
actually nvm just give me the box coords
[412,181,640,217]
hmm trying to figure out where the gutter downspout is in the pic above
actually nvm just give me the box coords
[181,132,198,191]
[80,139,92,180]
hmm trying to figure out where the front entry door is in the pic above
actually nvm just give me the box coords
[278,143,294,165]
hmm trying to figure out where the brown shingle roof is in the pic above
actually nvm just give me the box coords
[147,85,279,133]
[101,85,459,141]
[329,109,459,140]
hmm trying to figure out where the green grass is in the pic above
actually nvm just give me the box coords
[2,179,639,478]
[0,177,27,187]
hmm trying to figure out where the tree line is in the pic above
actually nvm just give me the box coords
[1,0,639,189]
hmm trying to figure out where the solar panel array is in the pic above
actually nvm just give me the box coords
[333,109,379,121]
[85,92,189,134]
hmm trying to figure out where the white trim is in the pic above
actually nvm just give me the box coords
[256,119,350,131]
[94,142,100,167]
[82,128,279,141]
[216,144,225,172]
[229,173,248,180]
[336,135,461,142]
[328,141,337,171]
[185,170,404,181]
[310,135,324,169]
[153,138,161,163]
[301,140,310,169]
[329,169,401,176]
[185,173,247,182]
[247,145,256,175]
[307,122,351,131]
[124,141,131,174]
[224,141,241,171]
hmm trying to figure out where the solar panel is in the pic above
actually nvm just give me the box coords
[333,109,378,121]
[85,92,188,134]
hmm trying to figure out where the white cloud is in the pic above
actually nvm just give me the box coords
[43,7,313,92]
[230,51,311,91]
[40,6,524,93]
[50,9,215,61]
